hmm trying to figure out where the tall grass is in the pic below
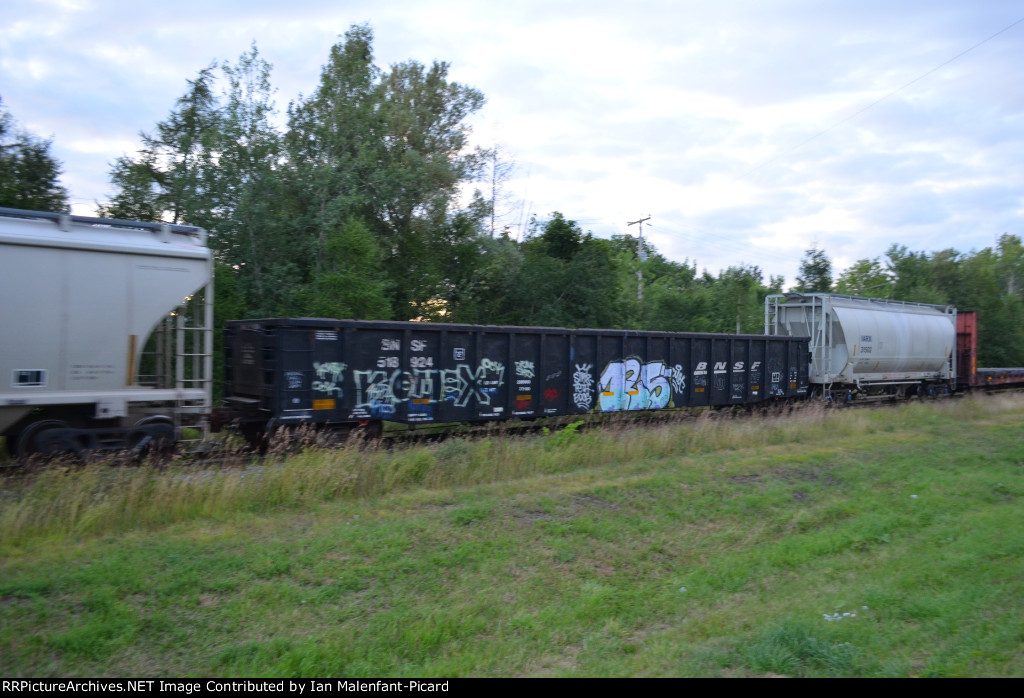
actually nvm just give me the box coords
[2,394,1022,676]
[1,395,1019,550]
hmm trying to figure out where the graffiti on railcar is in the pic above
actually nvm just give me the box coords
[670,364,686,394]
[515,361,535,379]
[572,363,594,410]
[513,360,536,415]
[349,359,506,419]
[473,359,506,404]
[312,361,347,397]
[730,361,747,400]
[598,358,672,411]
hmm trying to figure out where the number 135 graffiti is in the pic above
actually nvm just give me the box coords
[598,359,673,412]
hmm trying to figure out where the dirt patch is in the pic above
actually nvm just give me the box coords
[779,466,842,485]
[509,507,556,523]
[1,595,32,608]
[571,493,619,510]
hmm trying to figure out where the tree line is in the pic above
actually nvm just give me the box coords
[796,241,1024,367]
[3,24,1022,368]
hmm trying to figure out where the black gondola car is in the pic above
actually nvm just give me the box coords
[223,319,810,433]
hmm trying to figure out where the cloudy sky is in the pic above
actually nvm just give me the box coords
[3,0,1023,286]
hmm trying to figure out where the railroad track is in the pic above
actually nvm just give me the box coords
[7,388,1017,472]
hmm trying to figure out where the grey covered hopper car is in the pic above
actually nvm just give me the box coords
[0,207,213,457]
[765,293,956,400]
[223,318,810,435]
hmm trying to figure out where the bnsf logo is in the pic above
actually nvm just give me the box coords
[697,361,763,372]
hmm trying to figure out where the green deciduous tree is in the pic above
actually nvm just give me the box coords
[295,218,392,320]
[207,46,290,315]
[100,67,220,225]
[0,99,69,212]
[830,238,1024,367]
[835,258,890,297]
[885,244,946,304]
[794,246,833,293]
[286,24,487,319]
[996,234,1024,298]
[477,213,627,328]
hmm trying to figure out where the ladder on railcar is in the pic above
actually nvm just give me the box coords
[137,282,213,445]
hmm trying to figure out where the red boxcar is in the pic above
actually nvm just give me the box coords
[956,311,1024,388]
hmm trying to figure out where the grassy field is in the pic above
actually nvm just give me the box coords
[1,396,1022,677]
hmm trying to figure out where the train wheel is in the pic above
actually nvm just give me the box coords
[129,416,176,460]
[133,416,176,451]
[16,420,71,458]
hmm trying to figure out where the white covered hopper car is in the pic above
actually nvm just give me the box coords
[0,207,212,457]
[765,293,957,401]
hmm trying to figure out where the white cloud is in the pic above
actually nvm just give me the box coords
[3,0,1023,286]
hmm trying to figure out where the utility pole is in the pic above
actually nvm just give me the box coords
[627,216,651,301]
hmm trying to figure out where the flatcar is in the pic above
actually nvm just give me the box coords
[0,207,212,458]
[221,318,811,439]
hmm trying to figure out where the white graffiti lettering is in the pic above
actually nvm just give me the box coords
[573,363,594,410]
[480,358,504,374]
[285,371,303,390]
[314,362,346,382]
[442,362,504,407]
[352,360,506,415]
[312,362,347,396]
[515,360,536,379]
[671,364,686,394]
